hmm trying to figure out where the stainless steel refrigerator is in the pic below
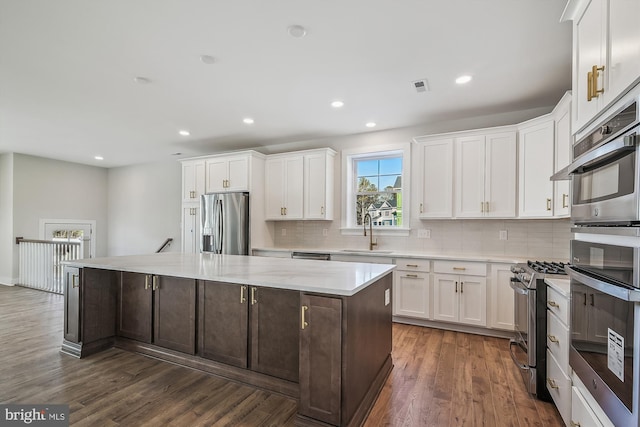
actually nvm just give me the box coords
[201,191,249,255]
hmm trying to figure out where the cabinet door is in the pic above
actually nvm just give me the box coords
[571,387,605,427]
[554,101,571,217]
[182,161,205,203]
[118,272,153,343]
[154,276,196,354]
[227,156,249,191]
[455,136,485,218]
[199,281,248,368]
[485,132,517,218]
[433,274,459,323]
[518,120,554,217]
[283,156,304,219]
[489,264,514,330]
[606,0,640,108]
[394,271,429,319]
[181,205,200,253]
[82,268,117,344]
[250,287,300,382]
[265,158,285,219]
[419,139,453,218]
[300,294,342,426]
[574,0,605,130]
[206,158,228,192]
[458,276,487,326]
[305,152,332,220]
[63,266,82,343]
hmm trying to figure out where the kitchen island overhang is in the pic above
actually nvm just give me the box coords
[61,253,395,427]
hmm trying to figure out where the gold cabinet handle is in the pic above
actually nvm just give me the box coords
[547,378,559,389]
[453,267,466,271]
[72,274,79,288]
[251,287,257,305]
[592,65,604,97]
[280,207,283,215]
[485,201,489,212]
[406,264,418,268]
[404,274,419,279]
[546,198,552,211]
[284,207,287,215]
[548,334,559,343]
[548,300,559,308]
[570,421,581,427]
[152,276,158,291]
[460,282,464,293]
[587,70,594,101]
[240,285,247,303]
[301,305,309,329]
[419,203,423,213]
[320,206,324,215]
[480,202,484,213]
[562,193,569,208]
[144,275,150,290]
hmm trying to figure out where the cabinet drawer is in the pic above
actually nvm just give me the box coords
[547,310,570,373]
[547,286,568,325]
[547,349,571,427]
[394,258,430,272]
[433,260,486,276]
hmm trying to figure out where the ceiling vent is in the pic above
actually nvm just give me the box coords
[412,79,429,93]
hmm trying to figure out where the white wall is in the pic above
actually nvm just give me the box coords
[0,154,15,284]
[10,154,108,282]
[107,160,181,255]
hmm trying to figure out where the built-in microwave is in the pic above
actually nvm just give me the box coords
[569,100,640,225]
[568,238,640,427]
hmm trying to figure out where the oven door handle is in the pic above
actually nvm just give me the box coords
[509,339,529,370]
[567,266,640,302]
[509,280,529,295]
[567,133,637,174]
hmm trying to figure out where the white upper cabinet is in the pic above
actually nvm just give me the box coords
[415,138,454,218]
[564,0,640,132]
[304,149,335,220]
[553,92,572,217]
[205,154,250,192]
[518,117,555,217]
[455,131,516,218]
[265,155,304,220]
[265,148,335,221]
[182,160,206,203]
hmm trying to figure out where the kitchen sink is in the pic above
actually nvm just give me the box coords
[340,249,393,254]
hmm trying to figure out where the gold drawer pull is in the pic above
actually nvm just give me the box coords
[547,378,559,389]
[546,198,552,211]
[404,274,419,279]
[152,276,158,291]
[240,285,247,303]
[406,264,418,268]
[570,421,581,427]
[251,287,257,305]
[547,334,559,343]
[547,300,559,308]
[453,267,466,271]
[301,305,308,329]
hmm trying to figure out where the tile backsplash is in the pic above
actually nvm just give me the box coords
[273,218,571,260]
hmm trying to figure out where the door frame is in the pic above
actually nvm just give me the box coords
[39,218,96,258]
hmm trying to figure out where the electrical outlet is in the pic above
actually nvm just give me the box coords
[417,229,431,239]
[281,228,287,237]
[499,230,508,240]
[384,289,390,306]
[322,228,328,237]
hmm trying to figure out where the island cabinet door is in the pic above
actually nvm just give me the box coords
[118,272,153,343]
[198,280,249,368]
[299,294,342,426]
[63,266,82,343]
[249,287,300,382]
[153,276,196,355]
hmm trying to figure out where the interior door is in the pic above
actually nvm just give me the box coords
[43,221,94,258]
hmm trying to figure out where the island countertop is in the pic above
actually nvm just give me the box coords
[63,252,395,296]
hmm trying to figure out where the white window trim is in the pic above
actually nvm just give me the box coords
[340,142,411,236]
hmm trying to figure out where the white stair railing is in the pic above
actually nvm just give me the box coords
[18,239,82,294]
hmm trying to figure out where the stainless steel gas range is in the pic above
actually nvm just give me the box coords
[510,261,568,401]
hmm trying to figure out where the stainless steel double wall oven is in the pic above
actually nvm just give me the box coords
[568,93,640,426]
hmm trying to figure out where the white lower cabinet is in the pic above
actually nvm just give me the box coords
[433,272,486,327]
[488,263,514,330]
[545,282,571,426]
[547,350,571,425]
[181,204,200,253]
[393,258,430,319]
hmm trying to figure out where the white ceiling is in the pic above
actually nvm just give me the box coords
[0,0,572,168]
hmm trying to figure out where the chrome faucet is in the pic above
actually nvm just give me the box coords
[363,213,378,251]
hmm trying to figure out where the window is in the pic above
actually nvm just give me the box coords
[342,144,410,234]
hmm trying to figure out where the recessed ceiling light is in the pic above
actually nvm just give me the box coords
[178,130,191,136]
[243,118,254,124]
[133,76,151,84]
[287,25,307,38]
[200,55,216,64]
[455,75,472,84]
[94,156,104,161]
[365,122,377,128]
[331,100,344,108]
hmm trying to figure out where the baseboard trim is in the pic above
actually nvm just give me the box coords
[392,317,516,339]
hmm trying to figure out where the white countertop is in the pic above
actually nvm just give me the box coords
[64,252,395,296]
[254,247,529,264]
[545,278,570,297]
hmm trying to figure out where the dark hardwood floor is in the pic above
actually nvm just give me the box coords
[0,285,562,426]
